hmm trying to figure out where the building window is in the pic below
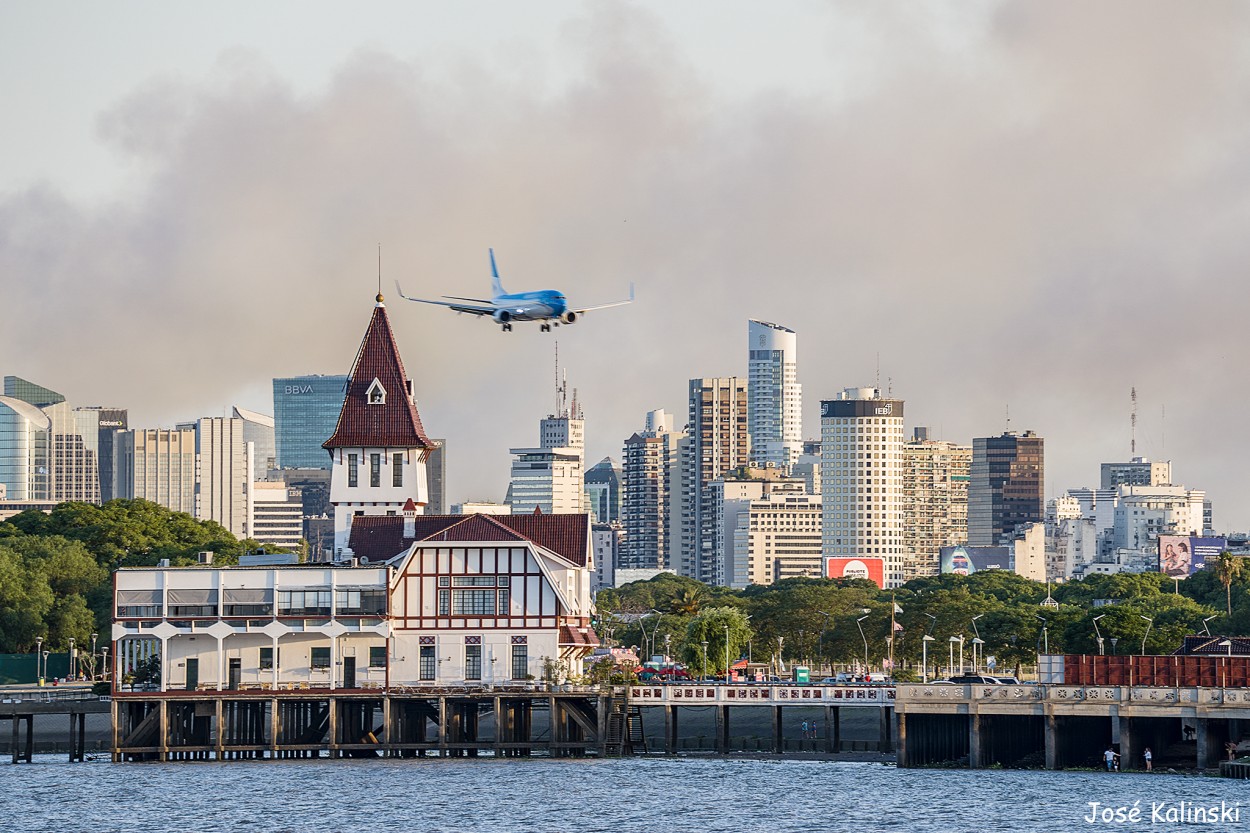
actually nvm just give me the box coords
[438,589,450,615]
[310,647,331,670]
[420,646,436,680]
[393,453,403,487]
[370,454,381,488]
[452,589,498,615]
[278,590,332,616]
[336,588,387,616]
[259,647,274,671]
[465,645,482,680]
[511,645,528,680]
[368,646,386,668]
[348,454,358,487]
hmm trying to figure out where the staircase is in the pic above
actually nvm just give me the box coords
[604,704,646,756]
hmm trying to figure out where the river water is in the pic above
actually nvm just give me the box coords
[5,756,1246,832]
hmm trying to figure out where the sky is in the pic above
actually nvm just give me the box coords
[3,1,1250,526]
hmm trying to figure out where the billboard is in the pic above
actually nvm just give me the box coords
[825,557,885,588]
[1159,535,1227,577]
[939,545,1012,576]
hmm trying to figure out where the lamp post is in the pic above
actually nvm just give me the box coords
[1139,615,1153,656]
[91,632,99,680]
[68,638,76,680]
[42,651,50,686]
[922,635,935,683]
[1202,615,1218,637]
[1093,614,1106,656]
[103,646,110,684]
[1109,637,1119,656]
[1219,639,1233,658]
[971,638,985,673]
[700,640,709,681]
[724,624,730,681]
[664,634,672,665]
[1035,615,1049,654]
[971,614,984,671]
[35,636,43,686]
[856,615,870,673]
[948,636,963,677]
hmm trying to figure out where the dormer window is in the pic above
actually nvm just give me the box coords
[366,378,386,405]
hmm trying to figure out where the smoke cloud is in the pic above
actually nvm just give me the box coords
[3,1,1250,524]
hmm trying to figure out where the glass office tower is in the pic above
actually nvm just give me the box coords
[272,375,349,470]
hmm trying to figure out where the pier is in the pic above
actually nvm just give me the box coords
[107,684,896,761]
[2,688,110,763]
[896,682,1250,770]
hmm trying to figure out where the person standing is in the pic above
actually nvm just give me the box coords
[1104,747,1119,772]
[1144,747,1153,772]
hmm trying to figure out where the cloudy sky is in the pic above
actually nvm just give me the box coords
[3,1,1250,526]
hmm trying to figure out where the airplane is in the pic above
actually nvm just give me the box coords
[395,249,634,332]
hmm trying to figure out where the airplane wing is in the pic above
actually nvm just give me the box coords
[574,282,635,314]
[395,281,496,316]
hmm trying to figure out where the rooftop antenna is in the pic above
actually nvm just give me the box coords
[554,339,568,417]
[1131,386,1137,456]
[875,353,881,394]
[1005,403,1011,434]
[887,376,893,398]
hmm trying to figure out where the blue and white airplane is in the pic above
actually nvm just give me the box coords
[395,249,633,332]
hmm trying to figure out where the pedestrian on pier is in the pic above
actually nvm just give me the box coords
[1143,747,1152,772]
[1104,747,1119,772]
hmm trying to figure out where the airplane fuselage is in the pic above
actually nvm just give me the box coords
[492,290,568,321]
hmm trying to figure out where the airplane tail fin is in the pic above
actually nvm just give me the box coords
[489,248,506,298]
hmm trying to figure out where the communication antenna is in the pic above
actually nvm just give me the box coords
[1130,386,1137,456]
[1005,403,1011,434]
[887,376,893,398]
[553,339,569,417]
[875,353,881,394]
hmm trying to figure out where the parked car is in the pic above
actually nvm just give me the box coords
[945,674,1003,685]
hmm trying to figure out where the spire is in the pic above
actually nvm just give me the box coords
[323,303,432,451]
[376,244,384,305]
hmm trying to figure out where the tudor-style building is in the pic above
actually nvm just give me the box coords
[325,292,435,558]
[111,292,597,689]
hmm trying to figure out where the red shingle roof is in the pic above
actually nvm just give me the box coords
[348,513,590,567]
[323,303,433,451]
[559,624,601,647]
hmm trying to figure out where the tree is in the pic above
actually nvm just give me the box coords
[1213,552,1243,620]
[681,607,752,675]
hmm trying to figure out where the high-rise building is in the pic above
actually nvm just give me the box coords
[233,406,276,482]
[324,293,434,557]
[0,396,50,501]
[621,410,684,571]
[742,484,822,586]
[272,375,349,470]
[584,457,621,523]
[679,378,749,583]
[86,408,128,502]
[115,427,197,514]
[747,320,802,471]
[821,387,906,588]
[195,417,253,539]
[251,481,304,550]
[2,378,109,504]
[507,394,585,515]
[3,376,63,408]
[1100,457,1171,490]
[901,428,971,580]
[426,439,447,515]
[968,431,1045,547]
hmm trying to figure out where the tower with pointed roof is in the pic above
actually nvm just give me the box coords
[324,292,434,557]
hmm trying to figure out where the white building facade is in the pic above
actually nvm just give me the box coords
[821,388,906,588]
[747,320,802,472]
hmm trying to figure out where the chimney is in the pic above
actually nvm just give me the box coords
[403,497,417,538]
[198,551,214,565]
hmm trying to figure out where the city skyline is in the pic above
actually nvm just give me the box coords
[4,3,1249,525]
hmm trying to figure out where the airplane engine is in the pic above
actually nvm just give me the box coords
[494,310,512,325]
[560,311,578,324]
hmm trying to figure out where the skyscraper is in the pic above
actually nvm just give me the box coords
[233,406,276,482]
[583,457,621,523]
[747,320,801,471]
[621,410,684,570]
[0,395,50,501]
[196,417,253,539]
[86,408,128,502]
[680,378,749,583]
[902,428,971,580]
[968,431,1045,547]
[2,377,108,504]
[1100,457,1171,489]
[272,375,349,470]
[821,387,906,588]
[507,388,585,515]
[426,439,447,515]
[115,427,197,514]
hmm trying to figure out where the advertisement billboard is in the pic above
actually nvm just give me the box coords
[939,545,1012,576]
[825,557,885,588]
[1159,536,1227,577]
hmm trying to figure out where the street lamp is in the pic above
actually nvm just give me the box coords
[1093,614,1106,655]
[1109,637,1119,655]
[102,646,110,683]
[1219,639,1233,658]
[68,638,75,680]
[1035,615,1049,655]
[922,635,936,683]
[34,636,43,685]
[948,636,963,677]
[664,633,672,665]
[724,624,730,681]
[971,638,985,673]
[1202,615,1218,637]
[971,615,984,670]
[91,633,98,680]
[856,615,870,673]
[1139,615,1153,656]
[41,651,50,685]
[700,640,709,681]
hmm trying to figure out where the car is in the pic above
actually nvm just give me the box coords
[991,676,1022,685]
[945,674,1003,685]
